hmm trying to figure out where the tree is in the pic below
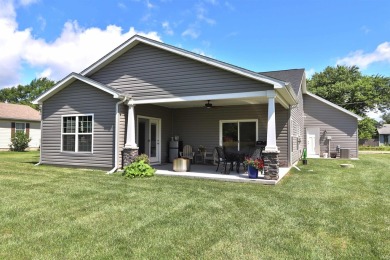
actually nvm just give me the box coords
[0,77,55,109]
[358,117,378,139]
[307,65,390,116]
[381,111,390,124]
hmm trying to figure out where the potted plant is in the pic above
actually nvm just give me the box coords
[302,148,308,165]
[244,157,264,179]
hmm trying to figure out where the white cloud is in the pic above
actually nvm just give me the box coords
[0,0,161,89]
[146,0,155,9]
[196,4,215,25]
[117,2,127,10]
[305,68,315,78]
[192,48,212,58]
[182,27,200,39]
[18,0,38,6]
[37,15,46,31]
[336,42,390,69]
[162,21,173,35]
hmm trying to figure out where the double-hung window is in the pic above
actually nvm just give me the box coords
[15,123,26,133]
[62,114,93,152]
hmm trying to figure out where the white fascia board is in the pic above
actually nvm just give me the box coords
[33,73,123,104]
[80,35,287,89]
[275,84,298,107]
[132,91,269,105]
[306,92,363,120]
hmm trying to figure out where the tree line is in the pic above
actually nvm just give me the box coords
[1,66,389,139]
[307,65,390,139]
[0,78,55,110]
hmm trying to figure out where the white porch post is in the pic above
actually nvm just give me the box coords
[124,100,138,149]
[265,90,278,152]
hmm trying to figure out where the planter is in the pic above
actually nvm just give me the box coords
[302,159,308,165]
[248,165,258,179]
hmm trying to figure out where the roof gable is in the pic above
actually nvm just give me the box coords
[0,103,40,121]
[305,92,362,120]
[33,73,124,104]
[259,69,305,96]
[80,35,288,89]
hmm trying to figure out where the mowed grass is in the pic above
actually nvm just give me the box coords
[0,152,389,259]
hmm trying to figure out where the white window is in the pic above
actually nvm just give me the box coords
[219,119,258,152]
[15,123,26,133]
[62,114,93,153]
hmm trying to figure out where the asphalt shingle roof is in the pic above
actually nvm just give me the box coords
[378,124,390,135]
[259,69,305,95]
[0,103,41,121]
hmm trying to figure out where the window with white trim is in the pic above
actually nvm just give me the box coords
[15,123,26,133]
[62,115,93,152]
[220,119,258,152]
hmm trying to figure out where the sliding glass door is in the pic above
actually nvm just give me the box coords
[220,120,257,153]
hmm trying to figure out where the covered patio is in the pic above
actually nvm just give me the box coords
[154,163,290,185]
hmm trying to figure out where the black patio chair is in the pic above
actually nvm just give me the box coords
[215,147,233,174]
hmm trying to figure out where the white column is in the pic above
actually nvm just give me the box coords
[265,91,278,152]
[124,100,138,149]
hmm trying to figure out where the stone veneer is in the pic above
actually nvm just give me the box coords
[263,151,279,180]
[123,148,139,167]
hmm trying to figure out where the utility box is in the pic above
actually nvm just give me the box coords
[340,148,350,159]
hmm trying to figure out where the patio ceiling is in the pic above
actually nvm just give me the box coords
[144,96,271,109]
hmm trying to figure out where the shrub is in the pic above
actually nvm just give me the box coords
[122,160,155,178]
[135,153,150,164]
[10,132,31,151]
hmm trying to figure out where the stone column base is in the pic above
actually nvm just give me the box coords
[263,150,279,180]
[123,148,139,167]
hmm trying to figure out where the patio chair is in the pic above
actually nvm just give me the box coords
[180,145,195,162]
[215,147,235,174]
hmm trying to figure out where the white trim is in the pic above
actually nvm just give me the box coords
[305,92,362,120]
[219,119,258,151]
[61,114,94,153]
[132,91,269,105]
[80,35,287,88]
[33,73,123,104]
[136,115,162,164]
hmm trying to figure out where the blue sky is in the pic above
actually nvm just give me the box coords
[0,0,389,90]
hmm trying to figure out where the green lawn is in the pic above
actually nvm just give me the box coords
[0,152,389,259]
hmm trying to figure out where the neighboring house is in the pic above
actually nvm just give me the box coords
[33,35,362,176]
[378,124,390,145]
[0,103,41,150]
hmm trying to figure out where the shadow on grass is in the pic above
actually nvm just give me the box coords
[22,161,39,165]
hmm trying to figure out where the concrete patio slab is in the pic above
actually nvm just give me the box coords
[154,163,290,185]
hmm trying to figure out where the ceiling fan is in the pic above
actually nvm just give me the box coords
[204,100,213,109]
[204,100,223,109]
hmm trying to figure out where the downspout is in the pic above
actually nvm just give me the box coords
[34,103,43,166]
[107,96,127,174]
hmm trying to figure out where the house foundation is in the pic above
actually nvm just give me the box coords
[263,151,279,180]
[123,148,139,167]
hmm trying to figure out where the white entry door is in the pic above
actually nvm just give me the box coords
[148,119,159,164]
[306,128,320,157]
[137,116,161,164]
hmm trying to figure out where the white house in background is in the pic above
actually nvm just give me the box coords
[378,124,390,146]
[0,103,41,150]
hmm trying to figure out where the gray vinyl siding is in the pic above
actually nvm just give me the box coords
[133,104,173,164]
[90,43,274,100]
[172,104,289,167]
[303,94,358,158]
[290,88,305,164]
[41,80,117,169]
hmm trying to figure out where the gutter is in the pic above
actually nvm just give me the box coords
[34,104,43,166]
[107,96,128,174]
